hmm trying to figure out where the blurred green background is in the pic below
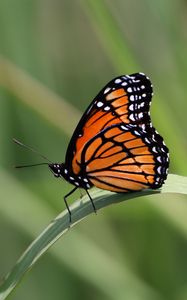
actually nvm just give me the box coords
[0,1,187,299]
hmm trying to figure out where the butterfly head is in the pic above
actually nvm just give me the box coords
[49,163,64,178]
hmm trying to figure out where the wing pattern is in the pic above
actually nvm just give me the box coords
[65,73,153,170]
[75,123,169,192]
[63,73,169,192]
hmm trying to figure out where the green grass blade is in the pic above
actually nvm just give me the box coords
[0,174,186,300]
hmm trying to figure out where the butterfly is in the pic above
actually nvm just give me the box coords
[47,72,169,219]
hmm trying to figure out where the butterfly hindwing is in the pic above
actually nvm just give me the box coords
[77,123,169,192]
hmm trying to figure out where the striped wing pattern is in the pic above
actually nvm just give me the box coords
[78,123,169,192]
[64,73,169,192]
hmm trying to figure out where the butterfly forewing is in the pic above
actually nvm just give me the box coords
[65,73,153,169]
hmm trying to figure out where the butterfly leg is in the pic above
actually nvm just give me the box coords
[64,186,78,223]
[85,189,97,215]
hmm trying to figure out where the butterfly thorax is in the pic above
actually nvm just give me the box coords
[48,163,93,189]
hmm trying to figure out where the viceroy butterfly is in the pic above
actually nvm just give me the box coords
[49,73,169,217]
[15,73,169,221]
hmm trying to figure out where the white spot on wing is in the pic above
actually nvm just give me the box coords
[104,87,111,94]
[134,130,140,136]
[138,112,143,118]
[127,87,132,93]
[152,146,157,153]
[157,156,162,163]
[140,102,145,107]
[129,114,135,121]
[97,101,103,107]
[129,104,134,111]
[115,78,122,84]
[141,124,146,131]
[157,166,162,174]
[144,137,150,144]
[121,125,127,131]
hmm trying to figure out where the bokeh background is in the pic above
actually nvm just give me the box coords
[0,1,187,299]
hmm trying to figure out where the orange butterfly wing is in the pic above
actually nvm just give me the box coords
[65,73,153,172]
[64,73,169,191]
[73,123,169,192]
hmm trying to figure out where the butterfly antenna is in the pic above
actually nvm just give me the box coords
[14,162,49,168]
[13,138,52,166]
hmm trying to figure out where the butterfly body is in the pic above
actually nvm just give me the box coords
[49,73,169,199]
